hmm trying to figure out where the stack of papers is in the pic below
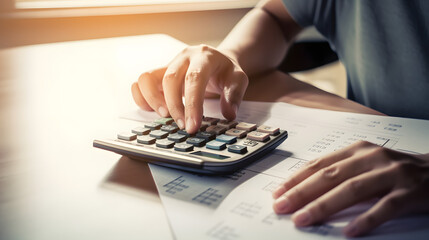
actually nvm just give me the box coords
[123,100,429,239]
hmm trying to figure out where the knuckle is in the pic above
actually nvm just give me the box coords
[355,140,373,148]
[390,161,409,175]
[181,46,192,54]
[372,146,388,156]
[390,161,422,185]
[188,44,212,54]
[281,181,294,190]
[306,158,323,171]
[320,166,340,180]
[185,95,199,110]
[163,71,178,81]
[346,179,364,197]
[185,70,203,83]
[163,73,178,85]
[185,100,196,110]
[198,44,211,52]
[383,196,403,211]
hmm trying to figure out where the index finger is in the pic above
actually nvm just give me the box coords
[183,57,221,133]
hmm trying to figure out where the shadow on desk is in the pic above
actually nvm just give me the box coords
[101,156,160,202]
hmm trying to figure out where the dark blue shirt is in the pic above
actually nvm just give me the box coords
[282,0,429,120]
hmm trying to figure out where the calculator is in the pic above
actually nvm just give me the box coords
[93,117,288,174]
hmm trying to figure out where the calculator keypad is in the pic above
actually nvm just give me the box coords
[174,143,194,152]
[206,140,227,150]
[187,137,206,147]
[116,117,283,160]
[156,139,175,148]
[225,129,247,138]
[118,132,137,141]
[150,130,169,139]
[206,125,227,135]
[144,122,162,130]
[228,145,247,154]
[137,135,156,144]
[168,133,187,143]
[247,131,270,142]
[132,127,150,135]
[216,134,237,144]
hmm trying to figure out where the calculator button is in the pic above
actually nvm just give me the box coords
[196,131,216,141]
[150,130,168,139]
[206,125,227,135]
[137,135,156,144]
[168,133,187,143]
[206,140,227,150]
[131,127,150,135]
[156,139,175,149]
[225,128,247,138]
[178,129,195,137]
[228,145,247,154]
[247,131,270,142]
[243,139,259,147]
[202,117,220,126]
[236,122,257,132]
[186,137,206,147]
[174,143,194,152]
[257,125,280,135]
[145,122,162,130]
[161,125,179,133]
[216,134,237,144]
[154,117,174,125]
[118,132,137,141]
[217,120,238,129]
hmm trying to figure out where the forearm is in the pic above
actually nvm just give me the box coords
[244,70,384,115]
[218,1,301,77]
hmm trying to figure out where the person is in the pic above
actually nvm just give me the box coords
[131,0,429,237]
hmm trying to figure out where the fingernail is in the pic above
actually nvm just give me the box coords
[186,117,194,132]
[272,185,286,199]
[274,196,291,213]
[344,223,359,237]
[292,209,312,226]
[176,119,184,129]
[158,106,168,117]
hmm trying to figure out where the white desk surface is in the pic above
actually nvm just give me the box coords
[0,34,377,240]
[0,34,190,240]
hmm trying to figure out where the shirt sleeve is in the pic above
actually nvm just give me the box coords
[282,0,337,40]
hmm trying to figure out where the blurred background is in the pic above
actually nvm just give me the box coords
[0,0,346,96]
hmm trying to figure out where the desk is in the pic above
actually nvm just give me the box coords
[0,34,378,240]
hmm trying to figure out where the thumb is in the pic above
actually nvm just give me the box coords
[220,71,248,120]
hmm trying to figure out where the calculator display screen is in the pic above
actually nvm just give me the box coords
[191,151,230,160]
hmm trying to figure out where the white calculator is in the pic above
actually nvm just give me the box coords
[93,117,288,174]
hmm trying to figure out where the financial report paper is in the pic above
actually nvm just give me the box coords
[123,100,429,240]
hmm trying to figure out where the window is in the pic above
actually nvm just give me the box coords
[15,0,258,10]
[7,0,258,18]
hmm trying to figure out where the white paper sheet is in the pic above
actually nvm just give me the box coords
[122,100,429,239]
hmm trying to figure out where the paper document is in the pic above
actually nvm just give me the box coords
[122,100,429,239]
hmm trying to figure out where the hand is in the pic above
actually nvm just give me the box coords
[131,45,248,133]
[272,141,429,237]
